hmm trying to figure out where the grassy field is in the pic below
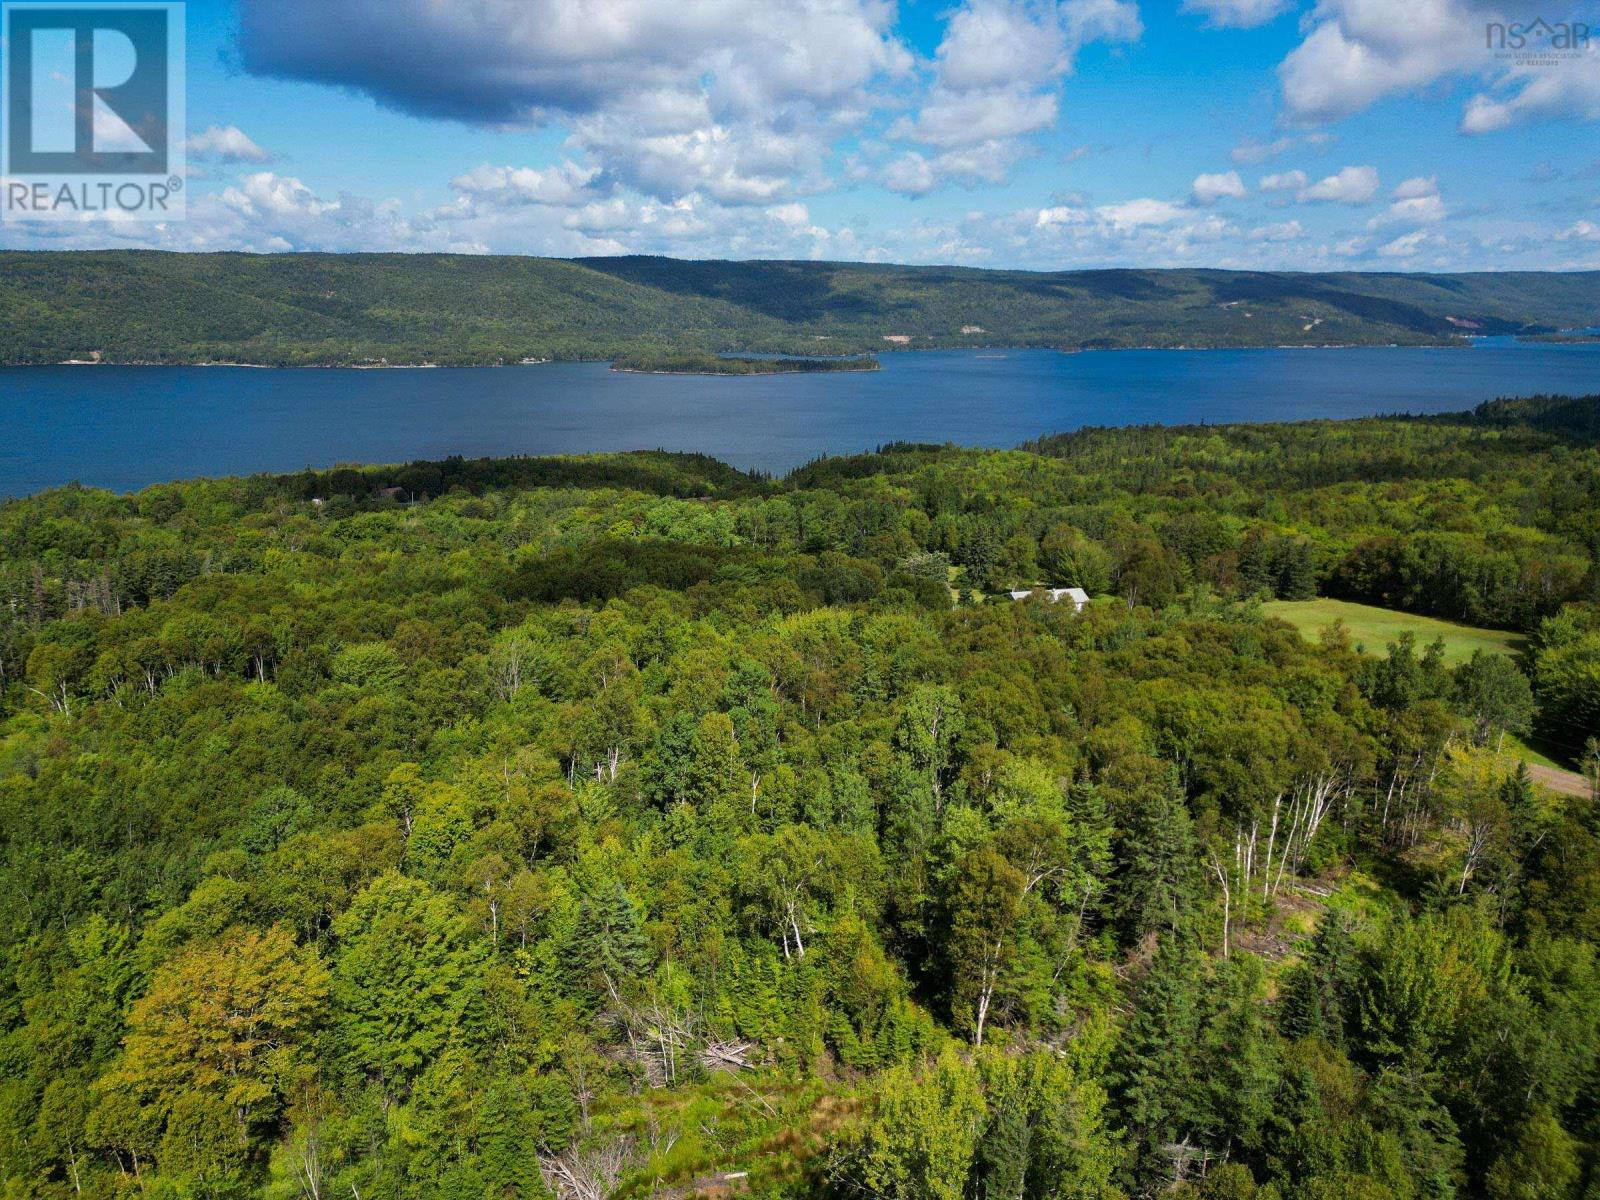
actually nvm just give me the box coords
[1263,598,1525,667]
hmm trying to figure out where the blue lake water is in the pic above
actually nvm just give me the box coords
[3,341,1598,496]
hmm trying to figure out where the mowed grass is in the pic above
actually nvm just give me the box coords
[1264,598,1525,667]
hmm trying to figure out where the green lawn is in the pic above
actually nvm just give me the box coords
[1263,598,1525,667]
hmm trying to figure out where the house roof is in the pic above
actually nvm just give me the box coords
[1009,587,1091,605]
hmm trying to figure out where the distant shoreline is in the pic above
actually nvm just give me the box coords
[21,343,1516,370]
[47,358,553,369]
[22,334,1598,370]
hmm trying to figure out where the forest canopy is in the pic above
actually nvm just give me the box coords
[1,399,1598,1200]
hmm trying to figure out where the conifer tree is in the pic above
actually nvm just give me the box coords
[1279,914,1357,1047]
[1111,932,1203,1193]
[1113,772,1201,945]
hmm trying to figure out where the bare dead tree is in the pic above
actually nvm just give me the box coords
[539,1136,635,1200]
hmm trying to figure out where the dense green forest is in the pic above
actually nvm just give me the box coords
[2,399,1599,1200]
[2,251,1598,364]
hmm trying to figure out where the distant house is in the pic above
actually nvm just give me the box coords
[377,486,406,501]
[1008,586,1091,611]
[1051,587,1091,611]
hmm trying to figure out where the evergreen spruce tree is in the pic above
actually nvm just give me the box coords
[575,881,653,1003]
[1192,954,1280,1162]
[1113,772,1201,946]
[1111,931,1203,1194]
[1279,914,1357,1047]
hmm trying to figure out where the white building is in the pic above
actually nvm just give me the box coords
[1009,586,1090,611]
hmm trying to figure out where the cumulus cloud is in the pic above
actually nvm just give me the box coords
[1249,219,1306,241]
[6,165,1589,271]
[880,152,938,197]
[1366,176,1448,226]
[889,0,1140,191]
[1298,164,1380,203]
[237,0,911,206]
[234,0,1147,205]
[451,161,609,207]
[1258,169,1308,192]
[224,172,337,219]
[1181,0,1291,28]
[185,124,270,163]
[1393,175,1438,201]
[876,140,1035,197]
[1278,0,1600,133]
[1192,170,1247,204]
[1095,197,1187,229]
[1377,229,1444,257]
[1460,53,1600,132]
[172,172,481,253]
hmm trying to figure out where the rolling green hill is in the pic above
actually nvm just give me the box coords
[1,250,1597,365]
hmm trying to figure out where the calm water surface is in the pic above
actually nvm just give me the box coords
[3,341,1598,496]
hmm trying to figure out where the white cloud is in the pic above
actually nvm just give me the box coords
[870,137,1035,198]
[186,124,271,163]
[1393,175,1439,201]
[1278,0,1600,133]
[890,0,1140,190]
[1461,53,1600,133]
[881,152,938,197]
[238,0,912,206]
[1095,197,1186,229]
[191,173,486,253]
[1035,204,1088,228]
[1192,170,1247,204]
[224,173,337,218]
[1377,229,1443,257]
[1367,175,1447,225]
[450,161,608,207]
[7,167,1592,271]
[1298,164,1380,203]
[573,100,834,205]
[1250,219,1306,241]
[1376,195,1449,224]
[1181,0,1291,28]
[1258,169,1307,192]
[899,87,1061,148]
[1231,131,1332,164]
[769,202,812,227]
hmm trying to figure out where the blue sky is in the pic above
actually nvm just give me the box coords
[3,0,1597,268]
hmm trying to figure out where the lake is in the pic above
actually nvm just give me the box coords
[3,340,1598,496]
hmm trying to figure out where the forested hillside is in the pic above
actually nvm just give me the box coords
[2,250,1598,364]
[2,403,1599,1200]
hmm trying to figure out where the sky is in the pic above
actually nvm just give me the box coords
[2,0,1598,270]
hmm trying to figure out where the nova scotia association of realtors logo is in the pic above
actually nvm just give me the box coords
[1486,14,1592,64]
[2,2,185,221]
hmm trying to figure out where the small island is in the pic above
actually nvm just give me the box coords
[611,349,880,375]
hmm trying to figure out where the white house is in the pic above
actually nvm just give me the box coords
[1008,586,1091,611]
[1050,587,1091,611]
